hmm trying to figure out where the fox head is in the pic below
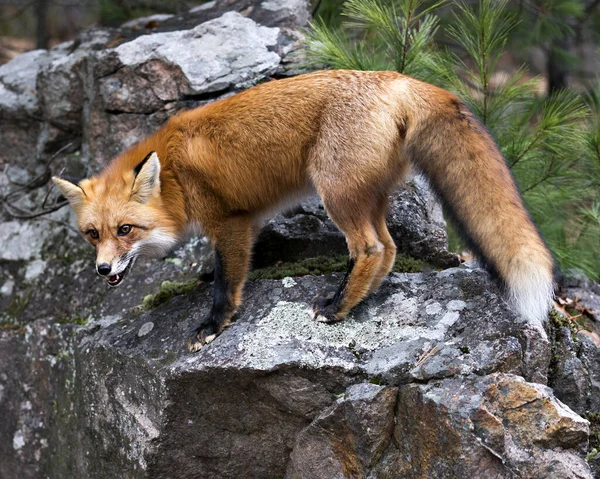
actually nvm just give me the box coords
[52,151,179,286]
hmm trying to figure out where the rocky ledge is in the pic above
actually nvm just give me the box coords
[1,266,597,478]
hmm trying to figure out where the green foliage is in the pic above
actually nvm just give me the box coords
[312,0,346,28]
[304,0,600,279]
[248,255,350,280]
[517,0,584,43]
[304,0,447,83]
[57,314,88,326]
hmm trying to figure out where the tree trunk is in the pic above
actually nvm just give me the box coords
[35,0,50,49]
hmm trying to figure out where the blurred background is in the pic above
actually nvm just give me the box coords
[0,0,200,62]
[2,0,600,91]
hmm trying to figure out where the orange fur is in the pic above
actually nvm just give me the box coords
[53,70,554,351]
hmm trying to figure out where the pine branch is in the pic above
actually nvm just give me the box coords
[399,0,416,73]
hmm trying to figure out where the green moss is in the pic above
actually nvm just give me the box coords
[585,412,600,453]
[248,253,427,280]
[5,293,29,319]
[549,309,579,342]
[0,320,22,331]
[56,349,71,361]
[392,254,427,273]
[156,351,179,366]
[459,346,470,354]
[369,376,383,385]
[56,315,88,326]
[248,255,349,280]
[142,279,198,311]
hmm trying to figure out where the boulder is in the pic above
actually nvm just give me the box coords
[1,266,593,478]
[0,0,309,168]
[88,10,301,164]
[288,375,591,479]
[0,49,46,166]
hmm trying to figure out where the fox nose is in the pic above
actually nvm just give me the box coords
[97,263,111,276]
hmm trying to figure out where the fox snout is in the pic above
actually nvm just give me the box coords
[96,254,135,287]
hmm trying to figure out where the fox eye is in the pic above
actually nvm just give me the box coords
[118,225,132,236]
[88,229,99,240]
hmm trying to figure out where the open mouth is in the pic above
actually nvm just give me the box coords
[106,258,134,287]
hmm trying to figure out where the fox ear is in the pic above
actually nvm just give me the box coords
[52,176,86,210]
[131,151,161,203]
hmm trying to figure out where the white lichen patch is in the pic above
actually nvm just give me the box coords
[447,300,467,311]
[138,322,154,337]
[389,273,425,285]
[439,311,460,328]
[1,279,14,296]
[13,430,25,450]
[24,260,47,281]
[189,0,216,13]
[426,302,443,315]
[281,277,296,288]
[0,221,47,260]
[236,287,465,370]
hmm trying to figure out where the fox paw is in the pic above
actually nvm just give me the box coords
[312,292,343,323]
[187,321,226,353]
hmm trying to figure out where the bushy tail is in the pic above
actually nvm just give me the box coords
[405,92,554,325]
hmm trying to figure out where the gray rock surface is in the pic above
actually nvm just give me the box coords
[0,0,309,167]
[1,266,594,478]
[550,321,600,416]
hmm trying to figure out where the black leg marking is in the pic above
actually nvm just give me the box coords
[313,257,355,323]
[188,248,232,352]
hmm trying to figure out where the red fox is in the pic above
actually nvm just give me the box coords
[53,70,554,352]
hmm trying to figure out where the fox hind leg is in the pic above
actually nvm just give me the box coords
[367,197,396,294]
[313,194,385,322]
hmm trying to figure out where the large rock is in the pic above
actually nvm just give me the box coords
[549,320,600,417]
[0,0,309,168]
[88,9,302,164]
[389,374,590,479]
[286,383,397,478]
[0,49,46,166]
[288,375,591,479]
[1,266,593,477]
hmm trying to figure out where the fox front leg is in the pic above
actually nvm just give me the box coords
[187,216,253,352]
[187,249,232,352]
